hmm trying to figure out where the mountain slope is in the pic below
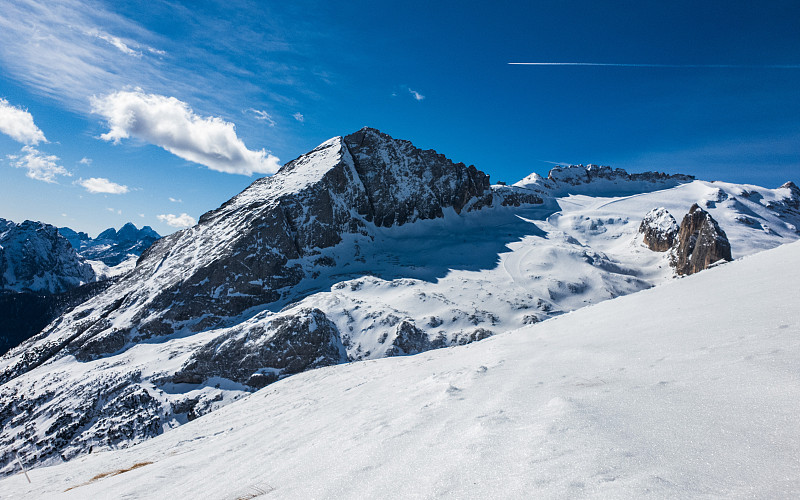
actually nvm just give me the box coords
[3,239,798,499]
[0,128,798,475]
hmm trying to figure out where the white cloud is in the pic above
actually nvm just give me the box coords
[157,212,196,228]
[0,98,47,145]
[92,89,281,175]
[293,112,305,123]
[88,30,141,57]
[7,146,70,183]
[78,177,129,194]
[408,88,425,101]
[246,108,276,127]
[169,197,182,203]
[79,157,92,165]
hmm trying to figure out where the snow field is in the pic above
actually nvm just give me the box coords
[3,240,799,499]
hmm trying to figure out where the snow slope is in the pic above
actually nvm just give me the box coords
[3,239,798,499]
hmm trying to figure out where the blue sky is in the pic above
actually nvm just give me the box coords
[0,0,798,236]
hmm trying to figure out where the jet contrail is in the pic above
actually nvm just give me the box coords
[509,62,800,68]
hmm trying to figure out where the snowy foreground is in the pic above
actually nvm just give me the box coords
[3,242,799,498]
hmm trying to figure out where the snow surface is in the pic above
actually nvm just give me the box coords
[3,239,799,499]
[86,256,138,280]
[2,171,798,477]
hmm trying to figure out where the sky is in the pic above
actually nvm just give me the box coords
[0,0,798,236]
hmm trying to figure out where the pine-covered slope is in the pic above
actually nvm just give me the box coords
[1,128,798,475]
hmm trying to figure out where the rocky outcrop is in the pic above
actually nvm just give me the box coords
[672,204,733,275]
[173,308,347,389]
[639,208,678,252]
[0,219,95,294]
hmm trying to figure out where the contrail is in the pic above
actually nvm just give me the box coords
[509,62,800,68]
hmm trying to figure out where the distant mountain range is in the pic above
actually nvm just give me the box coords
[0,220,160,355]
[1,127,798,475]
[59,223,161,267]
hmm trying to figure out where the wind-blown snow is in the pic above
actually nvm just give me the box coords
[3,240,799,499]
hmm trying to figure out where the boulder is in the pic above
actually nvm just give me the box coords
[639,207,678,252]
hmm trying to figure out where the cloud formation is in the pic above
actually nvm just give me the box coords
[0,98,47,145]
[78,177,129,194]
[92,89,281,175]
[0,0,168,110]
[246,108,276,126]
[408,88,425,101]
[7,146,70,183]
[157,213,196,228]
[88,30,142,57]
[293,112,305,123]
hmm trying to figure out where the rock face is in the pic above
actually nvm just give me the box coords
[0,219,95,294]
[672,204,733,275]
[173,308,347,389]
[639,208,679,252]
[60,223,161,267]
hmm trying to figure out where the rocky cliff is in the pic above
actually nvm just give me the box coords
[672,204,733,275]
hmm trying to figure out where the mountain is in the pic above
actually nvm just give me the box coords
[0,219,95,294]
[0,218,101,356]
[3,237,798,498]
[60,223,161,267]
[1,127,798,475]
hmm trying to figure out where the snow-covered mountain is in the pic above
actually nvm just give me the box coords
[1,127,798,476]
[0,219,100,356]
[0,218,95,294]
[60,223,161,268]
[3,236,798,499]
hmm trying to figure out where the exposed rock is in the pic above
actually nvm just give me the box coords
[639,208,679,252]
[385,320,446,356]
[173,308,347,389]
[672,204,733,275]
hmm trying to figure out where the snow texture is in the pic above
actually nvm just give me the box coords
[2,239,799,499]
